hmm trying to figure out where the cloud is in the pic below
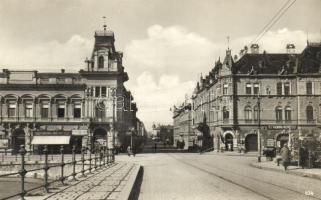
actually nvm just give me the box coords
[0,32,92,72]
[131,72,194,129]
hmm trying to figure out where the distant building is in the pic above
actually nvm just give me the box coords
[151,124,174,145]
[0,27,141,154]
[189,42,321,152]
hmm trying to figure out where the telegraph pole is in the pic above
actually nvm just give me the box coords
[257,94,262,162]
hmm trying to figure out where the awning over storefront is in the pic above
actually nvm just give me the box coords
[31,136,70,145]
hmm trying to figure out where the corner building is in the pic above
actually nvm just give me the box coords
[0,28,139,154]
[192,43,321,152]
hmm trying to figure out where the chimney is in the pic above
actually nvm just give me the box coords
[250,44,259,54]
[286,44,295,54]
[61,69,65,73]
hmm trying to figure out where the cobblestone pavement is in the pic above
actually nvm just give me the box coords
[25,162,138,200]
[117,153,321,200]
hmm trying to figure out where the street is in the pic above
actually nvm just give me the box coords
[118,153,321,200]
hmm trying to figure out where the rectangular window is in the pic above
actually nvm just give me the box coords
[254,107,258,121]
[95,86,100,97]
[223,84,228,95]
[306,82,312,95]
[276,109,282,121]
[57,104,65,118]
[73,104,81,118]
[25,104,33,118]
[277,82,282,95]
[246,84,252,95]
[101,86,107,97]
[284,83,290,95]
[285,109,291,122]
[8,104,16,117]
[253,83,259,95]
[245,110,252,121]
[41,104,49,118]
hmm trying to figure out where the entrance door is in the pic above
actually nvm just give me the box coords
[245,134,258,151]
[277,134,289,148]
[225,133,234,151]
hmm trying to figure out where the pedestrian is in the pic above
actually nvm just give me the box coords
[127,146,132,156]
[299,146,308,169]
[280,144,290,171]
[154,143,157,153]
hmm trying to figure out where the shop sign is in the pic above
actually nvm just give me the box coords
[72,130,88,136]
[0,139,9,149]
[267,125,296,130]
[266,139,275,147]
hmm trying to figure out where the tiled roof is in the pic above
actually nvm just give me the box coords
[233,53,297,74]
[298,43,321,73]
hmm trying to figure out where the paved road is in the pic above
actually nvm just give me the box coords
[118,153,321,200]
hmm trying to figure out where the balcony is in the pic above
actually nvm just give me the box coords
[238,119,320,126]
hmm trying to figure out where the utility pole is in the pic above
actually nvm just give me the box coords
[257,94,262,162]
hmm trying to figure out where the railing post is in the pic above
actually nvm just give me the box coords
[99,146,102,168]
[43,145,49,193]
[89,146,92,173]
[19,145,27,200]
[71,145,77,181]
[94,146,97,170]
[106,148,109,165]
[81,146,86,177]
[103,147,106,166]
[60,146,65,185]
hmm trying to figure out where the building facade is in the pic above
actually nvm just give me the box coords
[187,42,321,152]
[0,27,142,154]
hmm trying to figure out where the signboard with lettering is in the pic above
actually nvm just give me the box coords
[266,139,275,147]
[267,125,296,130]
[0,139,9,149]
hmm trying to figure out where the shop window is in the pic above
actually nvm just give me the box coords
[95,86,100,97]
[277,82,282,96]
[25,104,33,118]
[101,86,107,97]
[41,104,49,118]
[306,82,312,95]
[306,105,314,122]
[285,106,292,122]
[8,103,16,118]
[98,56,104,69]
[284,82,290,95]
[246,83,252,95]
[253,83,259,95]
[73,104,81,118]
[57,104,65,118]
[275,106,282,122]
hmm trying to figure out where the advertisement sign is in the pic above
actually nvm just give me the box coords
[0,139,9,149]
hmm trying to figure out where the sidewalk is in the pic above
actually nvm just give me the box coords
[251,160,321,181]
[25,162,141,200]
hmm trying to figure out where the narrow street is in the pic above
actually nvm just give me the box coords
[118,153,321,200]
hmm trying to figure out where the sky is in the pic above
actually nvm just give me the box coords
[0,0,321,130]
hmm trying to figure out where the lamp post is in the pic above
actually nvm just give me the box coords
[112,88,116,152]
[257,94,262,162]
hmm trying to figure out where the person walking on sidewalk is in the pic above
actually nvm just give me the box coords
[299,146,308,169]
[280,144,290,171]
[127,146,132,156]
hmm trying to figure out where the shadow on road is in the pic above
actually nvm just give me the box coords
[129,166,144,200]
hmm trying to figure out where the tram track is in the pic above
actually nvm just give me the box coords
[169,154,321,200]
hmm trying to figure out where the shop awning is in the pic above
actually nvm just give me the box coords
[31,136,70,145]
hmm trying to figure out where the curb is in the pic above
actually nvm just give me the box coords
[118,164,141,200]
[250,162,321,181]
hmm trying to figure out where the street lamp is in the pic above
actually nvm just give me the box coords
[257,94,262,162]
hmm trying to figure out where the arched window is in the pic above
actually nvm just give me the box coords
[285,106,292,122]
[244,106,252,122]
[275,106,282,122]
[98,56,104,69]
[223,106,229,121]
[306,105,314,122]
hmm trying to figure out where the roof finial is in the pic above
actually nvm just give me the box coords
[102,16,107,31]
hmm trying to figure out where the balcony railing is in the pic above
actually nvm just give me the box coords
[0,117,91,123]
[237,119,320,125]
